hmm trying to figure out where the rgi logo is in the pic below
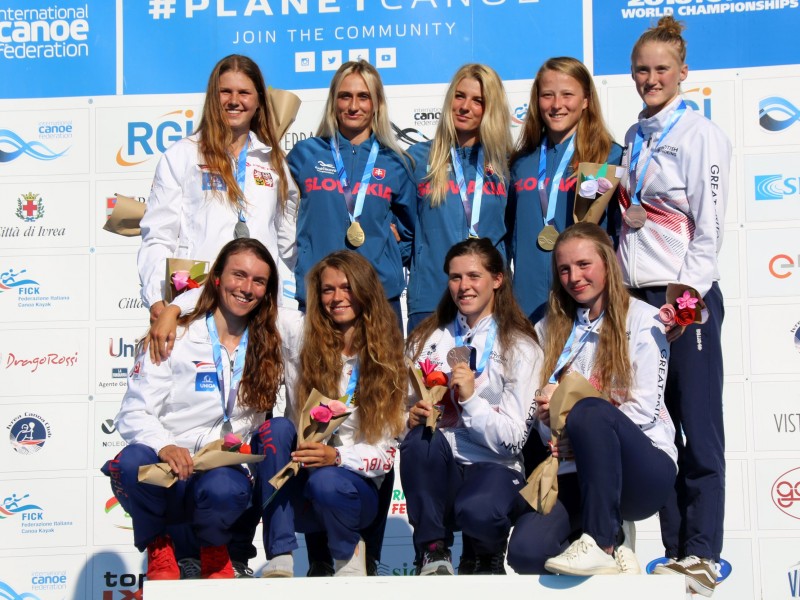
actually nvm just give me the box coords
[683,86,713,120]
[116,110,195,167]
[755,175,800,201]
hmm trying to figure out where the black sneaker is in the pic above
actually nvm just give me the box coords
[232,561,254,578]
[473,552,506,575]
[419,541,454,575]
[458,557,477,575]
[306,560,335,577]
[366,556,379,576]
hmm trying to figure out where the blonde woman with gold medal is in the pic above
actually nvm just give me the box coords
[289,60,415,327]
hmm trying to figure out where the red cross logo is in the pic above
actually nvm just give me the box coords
[22,199,37,217]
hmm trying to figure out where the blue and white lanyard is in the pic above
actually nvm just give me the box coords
[206,312,249,427]
[234,141,249,224]
[330,138,379,225]
[450,146,484,238]
[629,100,687,205]
[548,312,604,385]
[343,358,360,406]
[537,135,575,227]
[455,317,497,377]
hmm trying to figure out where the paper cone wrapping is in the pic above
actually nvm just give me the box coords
[267,389,351,493]
[666,283,709,324]
[164,258,209,303]
[573,162,624,224]
[103,194,146,237]
[407,361,448,432]
[138,439,265,488]
[520,371,603,514]
[268,88,302,140]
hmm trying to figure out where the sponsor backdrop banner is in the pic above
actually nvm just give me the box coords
[1,1,800,598]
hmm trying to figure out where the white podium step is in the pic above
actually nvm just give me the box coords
[145,573,687,599]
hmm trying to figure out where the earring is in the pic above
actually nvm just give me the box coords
[215,278,220,286]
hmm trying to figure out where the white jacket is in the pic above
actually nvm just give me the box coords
[617,97,732,297]
[535,299,678,473]
[410,314,542,473]
[115,318,266,455]
[138,132,299,307]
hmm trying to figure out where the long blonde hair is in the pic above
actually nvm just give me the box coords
[425,64,511,207]
[540,223,631,394]
[195,54,290,212]
[631,16,687,66]
[300,251,406,443]
[512,57,613,169]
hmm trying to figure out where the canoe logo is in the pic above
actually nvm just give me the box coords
[7,413,51,455]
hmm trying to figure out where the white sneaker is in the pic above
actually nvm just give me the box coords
[545,533,621,576]
[334,539,367,577]
[653,555,717,597]
[261,553,293,578]
[615,521,641,575]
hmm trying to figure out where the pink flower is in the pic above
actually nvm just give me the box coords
[172,270,190,291]
[579,178,599,198]
[328,400,347,416]
[676,290,699,310]
[659,303,676,326]
[310,405,333,423]
[418,358,436,378]
[596,177,613,194]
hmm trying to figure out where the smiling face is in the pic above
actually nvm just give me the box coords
[447,254,503,327]
[218,70,259,138]
[336,73,374,145]
[632,41,688,117]
[320,266,362,332]
[537,69,589,145]
[555,237,608,319]
[215,250,270,327]
[451,77,485,147]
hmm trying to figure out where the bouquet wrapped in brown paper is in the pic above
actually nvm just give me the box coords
[138,438,264,488]
[519,371,604,514]
[103,194,146,237]
[164,258,209,303]
[264,389,351,506]
[268,88,302,139]
[573,162,625,224]
[408,359,449,432]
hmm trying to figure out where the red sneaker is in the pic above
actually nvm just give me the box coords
[201,545,235,579]
[146,536,180,581]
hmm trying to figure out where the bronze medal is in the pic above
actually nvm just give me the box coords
[537,224,559,251]
[624,204,648,229]
[446,346,471,369]
[346,221,365,247]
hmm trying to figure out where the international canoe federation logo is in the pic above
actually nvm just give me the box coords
[15,192,45,222]
[8,413,51,455]
[0,267,39,293]
[645,557,732,584]
[0,129,68,163]
[759,97,800,132]
[0,582,44,600]
[0,492,43,520]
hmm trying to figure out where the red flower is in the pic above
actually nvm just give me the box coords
[424,371,448,388]
[675,307,695,326]
[187,278,200,289]
[239,443,251,454]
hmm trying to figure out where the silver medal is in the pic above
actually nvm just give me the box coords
[221,420,233,437]
[233,220,250,239]
[446,346,472,369]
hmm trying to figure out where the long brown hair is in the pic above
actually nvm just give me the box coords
[181,238,283,412]
[300,251,406,443]
[407,238,538,361]
[540,222,631,394]
[512,57,613,169]
[425,64,512,207]
[195,54,290,212]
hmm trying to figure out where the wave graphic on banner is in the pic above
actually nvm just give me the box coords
[0,130,68,163]
[759,97,800,132]
[0,581,44,600]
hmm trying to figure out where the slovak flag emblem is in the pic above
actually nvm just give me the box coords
[372,168,386,180]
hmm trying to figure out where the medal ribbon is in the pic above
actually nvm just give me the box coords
[537,134,575,227]
[629,100,687,205]
[450,146,484,238]
[548,311,604,385]
[206,312,249,428]
[234,141,249,224]
[455,316,497,377]
[343,358,360,407]
[330,138,379,225]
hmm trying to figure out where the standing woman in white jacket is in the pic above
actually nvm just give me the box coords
[103,238,284,581]
[617,17,731,597]
[138,54,297,323]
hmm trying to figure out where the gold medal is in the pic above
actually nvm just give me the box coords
[624,205,648,229]
[346,221,365,247]
[537,224,559,251]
